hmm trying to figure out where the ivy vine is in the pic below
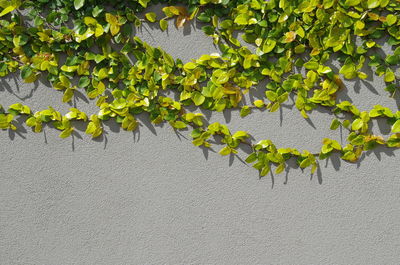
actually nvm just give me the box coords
[0,0,400,177]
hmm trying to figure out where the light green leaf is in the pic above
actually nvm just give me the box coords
[234,13,250,25]
[345,0,361,6]
[386,14,397,26]
[351,119,363,131]
[304,61,319,70]
[0,5,17,17]
[260,164,270,177]
[192,92,205,106]
[299,158,311,168]
[74,0,85,10]
[172,121,187,129]
[392,120,400,133]
[265,91,278,102]
[262,39,276,54]
[275,163,285,174]
[254,100,264,108]
[160,19,168,31]
[384,69,395,82]
[219,146,232,156]
[145,12,157,23]
[245,153,257,163]
[62,88,74,103]
[367,0,380,9]
[59,127,73,138]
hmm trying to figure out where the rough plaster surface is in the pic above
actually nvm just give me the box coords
[1,11,400,265]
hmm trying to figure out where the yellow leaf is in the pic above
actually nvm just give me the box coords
[284,31,297,43]
[0,5,17,17]
[105,13,118,25]
[84,16,97,25]
[110,24,119,36]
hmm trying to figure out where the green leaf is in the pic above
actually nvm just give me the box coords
[202,25,215,35]
[232,131,249,140]
[339,62,357,79]
[387,135,400,147]
[240,106,251,117]
[0,5,17,17]
[139,0,150,7]
[265,91,278,102]
[234,13,250,25]
[145,12,157,23]
[110,98,126,110]
[321,144,333,154]
[385,55,399,65]
[260,164,270,177]
[0,114,13,129]
[275,163,285,174]
[351,135,365,146]
[386,14,397,26]
[304,61,319,70]
[294,44,306,54]
[219,146,232,156]
[13,34,28,47]
[384,69,395,82]
[341,151,357,162]
[122,116,138,131]
[262,39,277,54]
[62,88,74,103]
[97,68,108,80]
[330,140,341,150]
[254,100,264,108]
[269,102,280,112]
[392,120,400,133]
[245,153,257,163]
[184,62,197,71]
[78,76,90,88]
[192,92,205,106]
[330,119,341,130]
[212,69,229,84]
[342,120,351,128]
[345,0,361,6]
[197,12,211,23]
[74,0,85,10]
[367,0,380,9]
[172,121,187,129]
[299,158,311,168]
[26,117,36,127]
[21,66,33,80]
[160,19,168,31]
[92,6,103,17]
[162,51,175,67]
[351,119,363,131]
[59,127,73,138]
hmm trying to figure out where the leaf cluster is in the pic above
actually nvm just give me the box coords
[0,0,400,179]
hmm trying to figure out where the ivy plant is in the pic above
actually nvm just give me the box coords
[0,0,400,178]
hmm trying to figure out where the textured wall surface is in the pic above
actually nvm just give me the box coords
[1,10,400,265]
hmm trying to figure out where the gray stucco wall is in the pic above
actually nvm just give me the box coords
[1,11,400,265]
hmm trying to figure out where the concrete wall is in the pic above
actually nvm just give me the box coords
[1,11,400,265]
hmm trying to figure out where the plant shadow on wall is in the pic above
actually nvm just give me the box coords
[1,1,400,186]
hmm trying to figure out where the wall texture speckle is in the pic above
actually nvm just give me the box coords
[1,13,400,265]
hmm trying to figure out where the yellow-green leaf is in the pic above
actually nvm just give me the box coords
[145,12,157,23]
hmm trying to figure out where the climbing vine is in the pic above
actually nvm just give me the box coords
[0,0,400,176]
